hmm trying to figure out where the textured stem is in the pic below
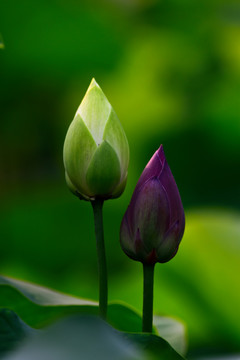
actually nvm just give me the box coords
[142,263,155,332]
[91,199,108,319]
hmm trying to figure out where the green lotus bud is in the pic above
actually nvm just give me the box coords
[63,78,129,201]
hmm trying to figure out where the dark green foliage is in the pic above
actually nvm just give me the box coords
[0,309,35,357]
[0,0,239,357]
[0,279,185,359]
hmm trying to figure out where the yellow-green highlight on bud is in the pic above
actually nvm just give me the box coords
[63,78,129,201]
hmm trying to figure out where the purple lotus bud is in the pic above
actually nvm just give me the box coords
[120,145,185,264]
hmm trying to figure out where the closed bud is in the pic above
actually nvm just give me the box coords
[120,145,185,264]
[63,79,129,201]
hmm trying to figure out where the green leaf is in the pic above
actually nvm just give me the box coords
[0,276,97,306]
[154,316,187,356]
[108,302,143,333]
[4,315,143,360]
[0,276,185,359]
[0,276,98,328]
[0,309,35,356]
[125,333,185,360]
[3,315,184,360]
[0,277,144,333]
[0,277,143,334]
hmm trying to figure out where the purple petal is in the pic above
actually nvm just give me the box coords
[158,156,185,235]
[120,214,136,259]
[120,144,185,265]
[134,228,157,265]
[134,145,165,194]
[133,228,147,262]
[125,146,165,232]
[130,178,170,250]
[156,220,181,263]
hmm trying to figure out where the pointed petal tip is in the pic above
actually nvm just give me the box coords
[144,144,165,177]
[88,78,100,90]
[156,144,166,163]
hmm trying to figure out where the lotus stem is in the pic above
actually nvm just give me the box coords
[142,263,155,332]
[91,199,108,319]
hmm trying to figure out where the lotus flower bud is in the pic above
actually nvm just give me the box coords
[120,145,185,264]
[63,79,129,201]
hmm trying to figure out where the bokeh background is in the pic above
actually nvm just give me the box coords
[1,0,240,358]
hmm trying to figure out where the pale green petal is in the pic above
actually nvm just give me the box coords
[77,79,111,146]
[87,77,99,91]
[63,115,97,197]
[111,173,128,199]
[65,172,91,201]
[86,141,121,197]
[65,171,78,195]
[103,108,129,180]
[63,79,129,200]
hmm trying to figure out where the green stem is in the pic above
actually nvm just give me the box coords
[142,263,155,332]
[91,199,108,319]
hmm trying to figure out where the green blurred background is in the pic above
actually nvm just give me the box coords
[1,0,240,358]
